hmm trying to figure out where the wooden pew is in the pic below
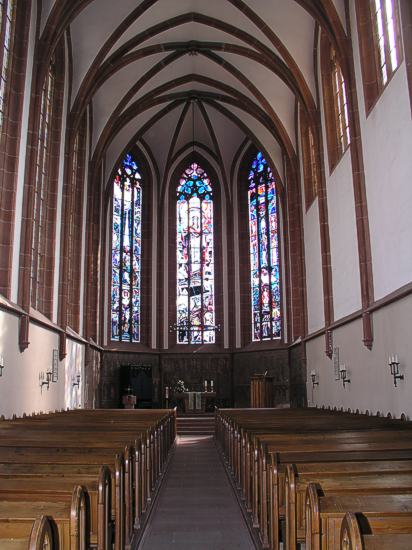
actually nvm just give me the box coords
[305,483,412,550]
[0,485,88,550]
[0,515,57,550]
[257,431,412,549]
[340,511,412,549]
[0,446,124,550]
[215,408,412,550]
[0,408,176,549]
[285,460,412,549]
[0,466,111,550]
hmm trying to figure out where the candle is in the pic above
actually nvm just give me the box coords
[204,380,208,392]
[211,379,214,391]
[165,386,169,399]
[394,354,399,364]
[340,364,345,372]
[311,370,316,376]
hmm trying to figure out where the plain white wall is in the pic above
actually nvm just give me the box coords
[0,309,85,417]
[307,293,412,419]
[303,201,325,333]
[350,1,412,301]
[326,152,362,320]
[298,107,325,334]
[316,28,362,323]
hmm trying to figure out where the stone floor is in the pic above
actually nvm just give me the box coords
[138,435,256,549]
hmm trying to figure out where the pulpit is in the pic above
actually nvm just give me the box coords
[250,374,274,408]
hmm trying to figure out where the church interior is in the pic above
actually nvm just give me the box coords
[0,0,412,548]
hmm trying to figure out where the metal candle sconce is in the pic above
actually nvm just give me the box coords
[339,364,350,388]
[0,355,4,377]
[39,371,52,392]
[310,370,319,389]
[388,355,404,387]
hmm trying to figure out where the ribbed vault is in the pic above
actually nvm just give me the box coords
[38,0,347,192]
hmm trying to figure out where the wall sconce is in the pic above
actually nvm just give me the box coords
[0,355,4,377]
[310,370,319,389]
[388,355,404,387]
[339,364,351,388]
[39,371,52,392]
[72,374,80,388]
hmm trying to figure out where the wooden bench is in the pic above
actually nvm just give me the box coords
[285,460,412,549]
[0,466,111,550]
[215,408,412,550]
[0,446,124,550]
[0,515,57,550]
[0,408,176,550]
[306,483,412,550]
[257,431,412,548]
[0,485,88,549]
[340,511,412,549]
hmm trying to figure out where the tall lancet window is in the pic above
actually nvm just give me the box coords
[0,0,15,130]
[248,152,281,341]
[176,162,215,344]
[111,153,142,342]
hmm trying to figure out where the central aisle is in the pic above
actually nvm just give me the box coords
[139,435,256,549]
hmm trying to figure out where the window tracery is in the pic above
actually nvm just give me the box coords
[111,153,142,342]
[248,152,281,341]
[176,162,215,344]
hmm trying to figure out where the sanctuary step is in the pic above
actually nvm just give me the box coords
[176,415,215,436]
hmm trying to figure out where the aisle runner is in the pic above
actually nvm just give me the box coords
[139,435,256,549]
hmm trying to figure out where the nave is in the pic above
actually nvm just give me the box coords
[2,406,412,549]
[139,434,255,550]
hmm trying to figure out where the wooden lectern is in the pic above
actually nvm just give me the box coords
[250,374,274,408]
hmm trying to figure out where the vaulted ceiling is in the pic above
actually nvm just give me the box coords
[40,0,347,189]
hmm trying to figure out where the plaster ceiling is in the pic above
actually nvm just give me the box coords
[41,0,347,190]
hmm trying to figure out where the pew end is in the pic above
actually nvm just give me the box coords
[340,511,412,550]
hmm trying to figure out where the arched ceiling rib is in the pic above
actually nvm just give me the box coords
[39,0,348,188]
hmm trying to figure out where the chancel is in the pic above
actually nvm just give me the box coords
[0,0,411,549]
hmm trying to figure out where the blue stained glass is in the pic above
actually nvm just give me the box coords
[111,153,142,342]
[248,152,281,341]
[176,163,215,344]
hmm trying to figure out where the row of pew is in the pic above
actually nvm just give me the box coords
[0,408,176,549]
[215,407,412,550]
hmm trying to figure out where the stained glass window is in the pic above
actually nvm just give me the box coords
[248,152,281,341]
[176,162,215,344]
[31,60,55,311]
[111,153,142,342]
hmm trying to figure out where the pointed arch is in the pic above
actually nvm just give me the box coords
[176,161,215,344]
[248,151,281,341]
[167,153,224,349]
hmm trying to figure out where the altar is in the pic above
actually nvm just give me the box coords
[174,391,216,414]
